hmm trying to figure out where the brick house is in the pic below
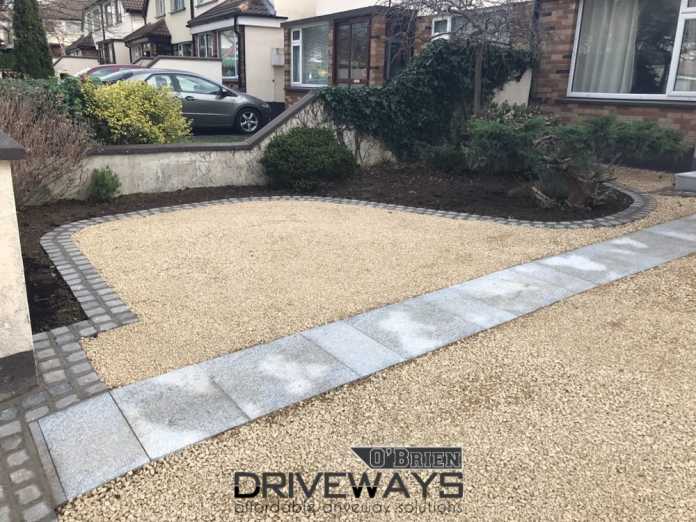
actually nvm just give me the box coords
[533,0,696,143]
[282,6,432,106]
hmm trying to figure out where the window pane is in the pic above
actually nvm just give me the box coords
[675,19,696,91]
[433,19,448,34]
[292,45,300,83]
[301,24,329,85]
[351,21,369,83]
[336,24,351,81]
[690,0,696,8]
[573,0,679,94]
[220,31,238,78]
[147,74,173,90]
[176,75,219,94]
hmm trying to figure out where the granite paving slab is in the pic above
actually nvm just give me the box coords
[37,394,149,500]
[302,321,405,377]
[347,301,483,358]
[200,335,359,419]
[111,365,249,459]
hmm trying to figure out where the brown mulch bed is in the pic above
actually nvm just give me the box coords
[18,164,631,333]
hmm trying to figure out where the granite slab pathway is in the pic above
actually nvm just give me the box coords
[28,213,696,506]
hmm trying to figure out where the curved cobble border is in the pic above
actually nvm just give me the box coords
[0,186,654,520]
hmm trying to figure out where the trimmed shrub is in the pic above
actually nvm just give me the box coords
[0,91,92,207]
[0,77,89,120]
[83,81,191,145]
[89,167,121,202]
[261,127,357,191]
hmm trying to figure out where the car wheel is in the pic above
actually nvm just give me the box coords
[237,108,260,134]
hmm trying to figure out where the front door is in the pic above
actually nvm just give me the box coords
[335,17,371,86]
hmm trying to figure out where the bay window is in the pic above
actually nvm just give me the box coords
[195,32,216,58]
[220,30,238,79]
[335,18,370,85]
[290,24,330,87]
[570,0,696,99]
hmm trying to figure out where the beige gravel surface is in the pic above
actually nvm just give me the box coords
[75,168,696,387]
[59,252,696,521]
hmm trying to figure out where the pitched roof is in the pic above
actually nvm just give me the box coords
[65,32,95,51]
[121,0,145,12]
[40,0,92,20]
[189,0,280,27]
[124,17,170,42]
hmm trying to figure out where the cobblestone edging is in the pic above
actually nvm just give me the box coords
[0,188,655,520]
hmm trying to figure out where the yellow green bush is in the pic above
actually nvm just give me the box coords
[83,81,191,145]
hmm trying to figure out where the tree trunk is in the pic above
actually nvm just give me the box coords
[473,43,484,115]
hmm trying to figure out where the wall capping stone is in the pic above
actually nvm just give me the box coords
[0,131,26,161]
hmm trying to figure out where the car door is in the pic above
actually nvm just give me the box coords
[172,74,231,128]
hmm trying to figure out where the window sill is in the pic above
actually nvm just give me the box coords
[195,0,216,6]
[170,8,186,14]
[289,84,326,90]
[561,96,696,109]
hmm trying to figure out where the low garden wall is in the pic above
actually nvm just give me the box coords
[53,56,99,77]
[65,92,392,200]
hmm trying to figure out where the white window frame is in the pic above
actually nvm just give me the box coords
[568,0,696,101]
[290,23,330,88]
[171,0,185,12]
[219,29,239,80]
[431,16,451,40]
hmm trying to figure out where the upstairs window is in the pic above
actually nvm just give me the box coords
[155,0,166,17]
[171,0,185,12]
[220,30,238,79]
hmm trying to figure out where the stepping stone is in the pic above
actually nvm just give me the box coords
[675,172,696,192]
[111,365,249,460]
[453,270,572,316]
[646,219,696,244]
[200,335,358,419]
[538,243,664,285]
[606,230,696,261]
[409,288,516,329]
[38,394,149,500]
[347,301,482,358]
[302,321,404,377]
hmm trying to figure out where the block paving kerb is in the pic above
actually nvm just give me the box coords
[0,189,682,521]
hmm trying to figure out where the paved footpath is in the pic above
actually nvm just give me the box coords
[27,213,696,508]
[0,205,693,521]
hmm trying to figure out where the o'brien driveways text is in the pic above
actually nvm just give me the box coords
[34,214,696,503]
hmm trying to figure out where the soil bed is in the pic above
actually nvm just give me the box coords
[19,164,631,333]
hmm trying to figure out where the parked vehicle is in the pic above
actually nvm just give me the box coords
[124,69,271,134]
[99,69,146,85]
[76,64,144,81]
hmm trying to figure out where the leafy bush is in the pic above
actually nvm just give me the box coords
[424,144,468,174]
[0,92,92,207]
[12,0,54,78]
[321,40,532,158]
[83,81,191,145]
[89,167,121,202]
[261,127,357,191]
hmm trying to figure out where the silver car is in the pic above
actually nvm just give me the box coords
[124,69,271,134]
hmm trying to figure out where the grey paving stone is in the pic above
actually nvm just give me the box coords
[640,219,696,244]
[9,468,34,485]
[539,244,665,285]
[302,321,404,377]
[58,343,80,353]
[24,407,49,423]
[347,301,482,358]
[38,394,149,500]
[410,288,516,330]
[15,484,40,505]
[0,421,20,438]
[605,231,696,262]
[21,501,52,522]
[34,349,56,361]
[508,263,597,293]
[68,362,93,375]
[66,352,86,363]
[54,395,78,410]
[202,335,358,419]
[0,505,9,522]
[112,365,249,460]
[6,449,29,467]
[453,271,573,316]
[76,373,100,386]
[38,359,61,373]
[0,436,21,452]
[42,371,66,385]
[0,408,16,422]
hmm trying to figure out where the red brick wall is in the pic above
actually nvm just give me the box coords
[534,0,696,143]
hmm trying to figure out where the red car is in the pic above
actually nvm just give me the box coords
[76,64,143,81]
